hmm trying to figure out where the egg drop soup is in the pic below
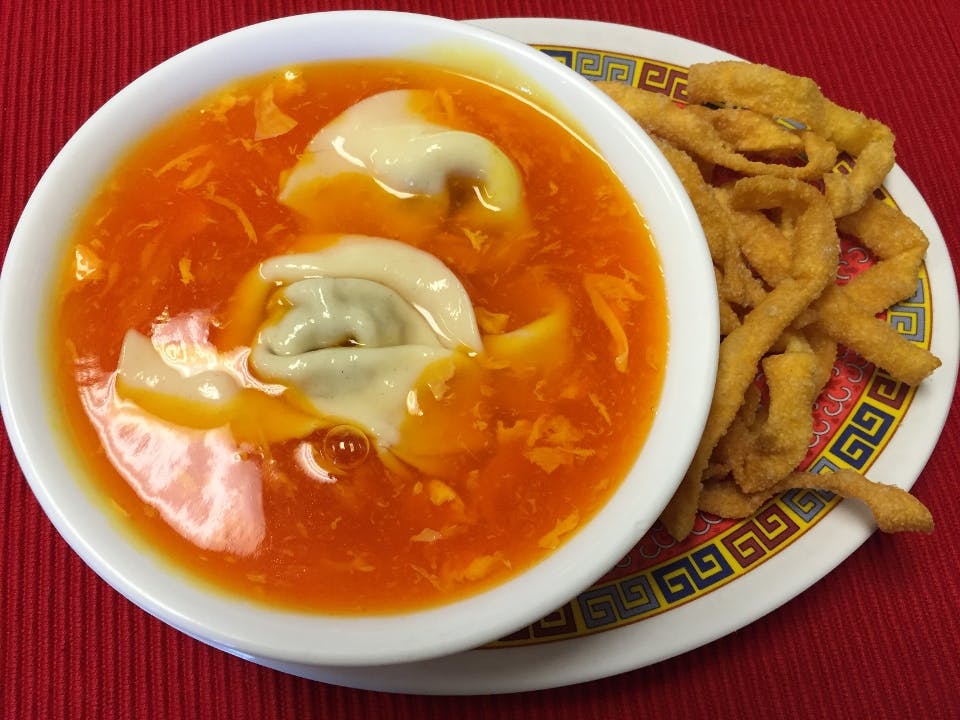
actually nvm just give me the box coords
[51,59,668,614]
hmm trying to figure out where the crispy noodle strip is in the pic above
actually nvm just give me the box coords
[597,81,837,181]
[660,177,837,539]
[685,61,829,130]
[820,102,896,216]
[685,61,895,217]
[724,330,835,492]
[700,469,933,533]
[652,139,766,320]
[812,197,940,385]
[835,198,928,311]
[723,201,793,288]
[688,106,803,154]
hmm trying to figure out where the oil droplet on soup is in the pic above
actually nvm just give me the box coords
[51,59,668,614]
[322,425,371,471]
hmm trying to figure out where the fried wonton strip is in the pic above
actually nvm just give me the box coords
[832,250,927,315]
[686,61,895,217]
[730,178,838,292]
[660,177,837,539]
[688,106,803,154]
[718,297,741,335]
[812,201,939,385]
[652,139,727,259]
[686,61,829,131]
[728,331,835,492]
[820,102,896,217]
[653,139,765,311]
[724,204,793,288]
[813,300,940,385]
[712,381,759,479]
[597,82,836,181]
[699,477,767,518]
[834,197,929,312]
[701,469,933,533]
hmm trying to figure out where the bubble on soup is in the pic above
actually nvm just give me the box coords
[322,425,371,470]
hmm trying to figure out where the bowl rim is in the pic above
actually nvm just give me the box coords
[0,9,717,667]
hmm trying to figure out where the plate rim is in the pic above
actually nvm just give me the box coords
[252,17,960,694]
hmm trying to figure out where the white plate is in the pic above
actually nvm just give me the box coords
[251,18,960,694]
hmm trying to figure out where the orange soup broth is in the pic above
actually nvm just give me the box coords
[52,59,668,614]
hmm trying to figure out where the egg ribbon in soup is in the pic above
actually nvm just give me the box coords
[53,60,667,613]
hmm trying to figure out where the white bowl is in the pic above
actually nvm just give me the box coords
[0,11,717,667]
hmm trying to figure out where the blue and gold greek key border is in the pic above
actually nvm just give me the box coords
[487,47,933,648]
[535,46,689,101]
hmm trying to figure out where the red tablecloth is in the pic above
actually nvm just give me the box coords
[3,1,959,717]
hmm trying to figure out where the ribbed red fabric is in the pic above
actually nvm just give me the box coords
[2,1,959,718]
